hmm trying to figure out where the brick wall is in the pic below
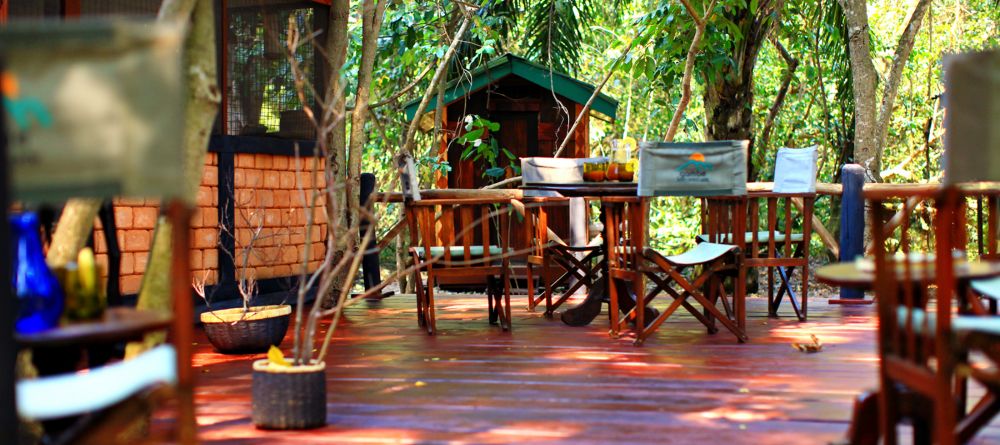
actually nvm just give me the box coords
[231,153,327,281]
[92,151,327,296]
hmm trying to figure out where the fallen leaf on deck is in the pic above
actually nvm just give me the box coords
[414,381,427,387]
[792,334,823,353]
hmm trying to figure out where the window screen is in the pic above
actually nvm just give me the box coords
[225,3,320,139]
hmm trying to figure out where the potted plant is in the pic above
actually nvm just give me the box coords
[195,201,292,354]
[248,159,391,429]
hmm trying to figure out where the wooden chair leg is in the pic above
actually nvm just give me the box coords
[526,263,537,311]
[608,275,622,338]
[768,264,776,317]
[414,271,426,328]
[426,281,437,335]
[503,271,512,332]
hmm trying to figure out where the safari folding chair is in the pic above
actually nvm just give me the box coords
[406,198,513,334]
[695,147,817,320]
[965,188,1000,314]
[606,140,750,345]
[521,157,606,317]
[865,188,1000,445]
[523,196,603,317]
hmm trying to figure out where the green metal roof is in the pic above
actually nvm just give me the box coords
[403,53,619,121]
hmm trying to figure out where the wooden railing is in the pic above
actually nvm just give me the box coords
[366,164,989,299]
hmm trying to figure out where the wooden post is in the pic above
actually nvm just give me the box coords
[838,164,865,300]
[0,56,19,445]
[359,173,389,299]
[167,201,197,444]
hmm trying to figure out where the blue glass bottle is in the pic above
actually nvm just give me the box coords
[11,211,63,333]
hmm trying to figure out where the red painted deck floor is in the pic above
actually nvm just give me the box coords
[185,292,1000,444]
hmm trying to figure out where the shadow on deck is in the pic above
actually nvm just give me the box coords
[184,291,997,444]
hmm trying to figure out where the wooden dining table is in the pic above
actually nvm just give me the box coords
[520,181,646,326]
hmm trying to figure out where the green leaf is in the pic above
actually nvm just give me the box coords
[485,167,506,178]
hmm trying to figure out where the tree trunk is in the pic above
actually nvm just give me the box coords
[701,0,782,180]
[319,0,350,308]
[347,0,387,230]
[126,0,220,358]
[45,198,102,267]
[838,0,930,181]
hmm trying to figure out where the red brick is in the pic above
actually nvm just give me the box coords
[280,172,295,189]
[245,169,262,188]
[315,173,327,188]
[202,165,218,186]
[115,198,145,206]
[313,207,328,224]
[263,247,280,263]
[196,186,214,207]
[121,253,135,275]
[274,265,292,277]
[290,231,306,245]
[203,249,218,269]
[234,169,246,187]
[311,242,325,260]
[263,171,280,189]
[255,154,273,169]
[236,229,252,246]
[265,209,282,227]
[193,228,217,249]
[256,266,275,279]
[123,230,151,252]
[296,172,314,189]
[236,153,255,168]
[212,187,219,206]
[134,253,148,274]
[311,226,322,242]
[121,275,143,295]
[114,206,133,229]
[296,245,307,263]
[307,261,321,273]
[201,207,219,227]
[271,190,289,209]
[133,207,158,229]
[235,189,256,207]
[320,224,328,240]
[272,156,289,170]
[94,232,107,254]
[95,253,109,274]
[206,152,217,166]
[281,246,298,264]
[190,250,203,270]
[257,190,274,208]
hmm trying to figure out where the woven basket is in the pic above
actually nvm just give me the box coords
[200,305,291,354]
[252,359,327,430]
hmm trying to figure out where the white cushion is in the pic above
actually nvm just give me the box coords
[17,345,176,420]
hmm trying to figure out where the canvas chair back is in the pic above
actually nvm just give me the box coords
[772,146,819,193]
[637,140,749,197]
[521,156,608,197]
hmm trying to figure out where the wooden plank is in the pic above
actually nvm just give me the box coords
[187,293,1000,444]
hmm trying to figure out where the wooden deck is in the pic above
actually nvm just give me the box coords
[184,291,1000,444]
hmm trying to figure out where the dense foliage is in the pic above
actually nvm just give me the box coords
[331,0,998,263]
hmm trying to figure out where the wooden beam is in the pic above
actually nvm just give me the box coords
[791,197,839,258]
[374,188,523,203]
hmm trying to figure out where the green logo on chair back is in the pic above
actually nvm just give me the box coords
[676,152,713,182]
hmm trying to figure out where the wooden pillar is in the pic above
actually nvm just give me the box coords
[839,164,865,300]
[359,172,388,299]
[0,56,18,445]
[434,106,448,189]
[60,0,81,17]
[167,202,197,444]
[573,104,590,158]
